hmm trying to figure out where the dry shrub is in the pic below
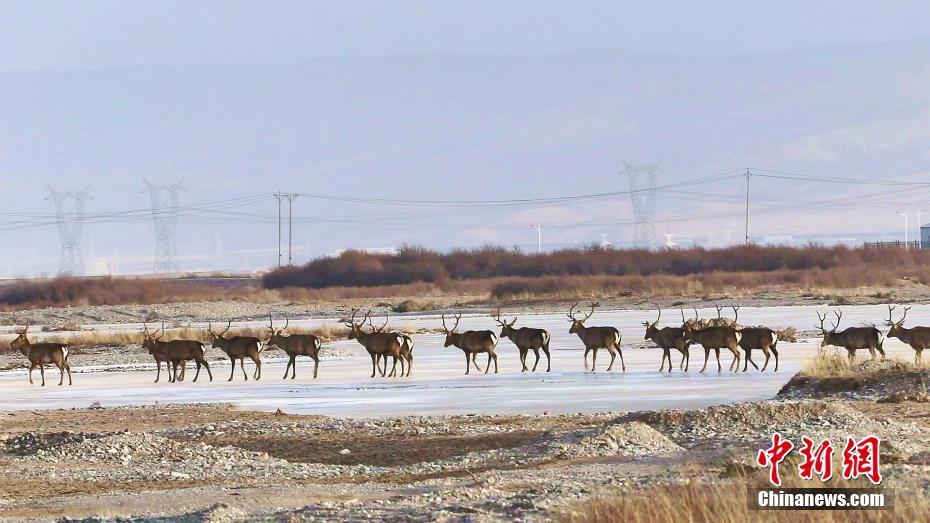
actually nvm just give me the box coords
[560,474,925,523]
[263,244,930,290]
[0,276,274,311]
[392,299,433,313]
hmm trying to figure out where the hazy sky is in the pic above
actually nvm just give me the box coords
[4,1,930,69]
[2,2,930,277]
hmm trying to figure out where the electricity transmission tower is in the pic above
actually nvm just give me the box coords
[621,162,661,248]
[47,186,91,276]
[273,192,299,266]
[143,179,182,273]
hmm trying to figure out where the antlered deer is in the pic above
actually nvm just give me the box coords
[142,323,212,383]
[642,307,691,372]
[728,306,780,372]
[267,314,322,379]
[494,309,551,372]
[442,313,499,374]
[10,325,72,386]
[207,320,264,381]
[885,305,930,367]
[365,314,413,378]
[683,309,742,373]
[343,309,408,378]
[568,302,624,372]
[817,310,885,364]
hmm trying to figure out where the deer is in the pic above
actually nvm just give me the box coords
[10,325,72,386]
[267,314,322,379]
[568,302,624,372]
[729,306,780,372]
[365,313,414,378]
[207,320,264,381]
[642,306,691,372]
[885,305,930,367]
[142,323,212,383]
[494,309,551,372]
[683,308,742,373]
[343,309,408,378]
[817,310,885,364]
[442,312,499,374]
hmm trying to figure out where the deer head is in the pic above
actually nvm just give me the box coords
[343,309,371,340]
[885,305,911,338]
[642,305,661,340]
[10,324,30,351]
[816,310,842,348]
[207,320,232,347]
[441,313,462,347]
[568,301,597,334]
[493,308,518,338]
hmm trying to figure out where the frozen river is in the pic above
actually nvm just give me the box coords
[0,304,920,417]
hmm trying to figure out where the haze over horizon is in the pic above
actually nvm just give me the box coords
[2,1,930,277]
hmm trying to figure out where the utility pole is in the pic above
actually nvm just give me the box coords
[531,224,542,254]
[273,192,299,266]
[47,186,91,276]
[744,169,751,245]
[898,210,909,250]
[142,179,182,273]
[918,209,925,249]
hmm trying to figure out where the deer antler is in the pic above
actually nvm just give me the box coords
[582,302,598,321]
[815,311,828,333]
[654,305,662,325]
[731,305,739,324]
[901,305,912,324]
[451,313,462,332]
[366,311,388,332]
[493,308,506,327]
[680,307,686,323]
[715,304,723,319]
[567,302,580,321]
[283,312,289,331]
[831,310,843,330]
[441,313,450,334]
[508,316,517,327]
[886,305,896,326]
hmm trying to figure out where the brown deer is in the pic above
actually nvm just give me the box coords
[267,314,322,379]
[207,320,264,381]
[365,314,413,377]
[343,310,407,378]
[142,323,212,383]
[10,325,72,386]
[817,310,885,364]
[568,302,624,372]
[642,306,691,372]
[729,306,780,372]
[885,305,930,367]
[442,313,499,374]
[683,309,742,373]
[494,309,551,372]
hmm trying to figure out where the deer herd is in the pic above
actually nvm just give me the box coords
[6,303,930,386]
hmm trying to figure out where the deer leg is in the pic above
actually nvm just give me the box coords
[405,353,412,377]
[744,349,759,372]
[65,361,72,385]
[616,346,625,372]
[252,355,261,380]
[39,364,46,386]
[771,345,779,372]
[542,342,551,372]
[192,360,202,382]
[715,348,722,372]
[484,352,492,374]
[27,363,35,385]
[848,349,855,365]
[370,353,378,378]
[389,356,399,377]
[179,360,187,382]
[154,361,162,383]
[228,357,236,381]
[519,348,527,372]
[472,353,482,372]
[464,352,471,375]
[57,361,65,386]
[867,347,877,361]
[590,348,597,372]
[659,348,668,372]
[313,355,319,378]
[760,347,771,371]
[700,348,710,373]
[200,357,213,381]
[291,355,298,379]
[283,357,293,379]
[531,348,541,372]
[605,346,616,372]
[399,355,406,377]
[492,352,499,374]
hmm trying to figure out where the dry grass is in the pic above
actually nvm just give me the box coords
[560,473,924,522]
[799,353,917,380]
